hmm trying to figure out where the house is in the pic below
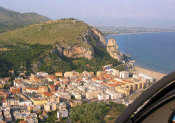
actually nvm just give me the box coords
[19,100,32,106]
[47,75,57,82]
[48,85,55,92]
[51,103,57,111]
[105,89,124,99]
[31,98,48,105]
[86,90,102,100]
[57,109,68,119]
[119,71,129,79]
[10,87,21,94]
[70,100,82,107]
[71,91,82,100]
[3,98,19,106]
[48,95,60,103]
[55,72,63,77]
[55,92,71,100]
[36,72,48,77]
[96,71,106,77]
[64,71,80,78]
[58,102,67,111]
[25,87,39,93]
[105,69,120,76]
[98,93,110,100]
[44,103,51,112]
[38,86,48,93]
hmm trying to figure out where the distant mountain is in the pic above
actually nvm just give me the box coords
[0,6,50,33]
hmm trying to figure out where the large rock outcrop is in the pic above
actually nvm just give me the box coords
[0,19,106,60]
[107,38,122,61]
[55,42,94,60]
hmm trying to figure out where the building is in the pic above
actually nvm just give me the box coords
[3,99,19,106]
[47,75,57,82]
[44,103,51,112]
[70,100,82,107]
[55,72,63,77]
[64,71,80,78]
[48,85,55,92]
[96,71,106,77]
[55,92,71,100]
[98,93,110,100]
[10,87,21,94]
[105,69,120,77]
[19,100,32,106]
[57,109,68,119]
[58,102,67,111]
[36,72,48,77]
[119,71,129,79]
[48,95,60,103]
[72,91,82,100]
[138,73,153,83]
[38,86,48,93]
[25,87,39,93]
[86,90,102,100]
[115,86,130,96]
[51,103,57,111]
[105,87,123,100]
[31,98,48,105]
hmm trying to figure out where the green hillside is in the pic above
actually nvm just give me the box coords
[0,18,121,77]
[0,6,50,33]
[0,19,90,45]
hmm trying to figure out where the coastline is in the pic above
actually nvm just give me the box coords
[106,31,175,36]
[133,65,166,81]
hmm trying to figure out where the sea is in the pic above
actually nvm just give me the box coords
[106,32,175,74]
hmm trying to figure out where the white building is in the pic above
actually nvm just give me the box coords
[105,69,120,76]
[36,72,48,77]
[98,93,110,101]
[72,91,82,100]
[19,100,32,106]
[57,109,68,119]
[105,89,124,99]
[51,103,57,111]
[44,103,51,112]
[138,73,153,83]
[119,71,129,79]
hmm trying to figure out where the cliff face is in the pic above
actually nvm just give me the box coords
[53,24,106,60]
[55,42,94,60]
[107,38,122,61]
[90,28,106,48]
[0,19,106,60]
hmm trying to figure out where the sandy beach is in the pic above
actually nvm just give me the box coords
[133,66,167,81]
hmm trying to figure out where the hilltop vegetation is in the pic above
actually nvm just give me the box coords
[0,6,50,33]
[0,18,97,45]
[0,18,120,76]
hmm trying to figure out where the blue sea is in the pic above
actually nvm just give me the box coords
[106,32,175,74]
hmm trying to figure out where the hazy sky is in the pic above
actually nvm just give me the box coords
[0,0,175,28]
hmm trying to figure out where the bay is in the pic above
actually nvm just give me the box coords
[106,32,175,74]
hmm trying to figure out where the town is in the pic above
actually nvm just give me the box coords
[0,62,154,123]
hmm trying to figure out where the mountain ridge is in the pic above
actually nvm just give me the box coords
[0,6,50,33]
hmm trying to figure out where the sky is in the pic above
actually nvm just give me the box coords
[0,0,175,28]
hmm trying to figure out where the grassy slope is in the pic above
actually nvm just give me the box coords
[0,19,90,45]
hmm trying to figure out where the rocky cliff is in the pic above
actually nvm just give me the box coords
[0,19,106,60]
[107,38,122,61]
[55,41,94,60]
